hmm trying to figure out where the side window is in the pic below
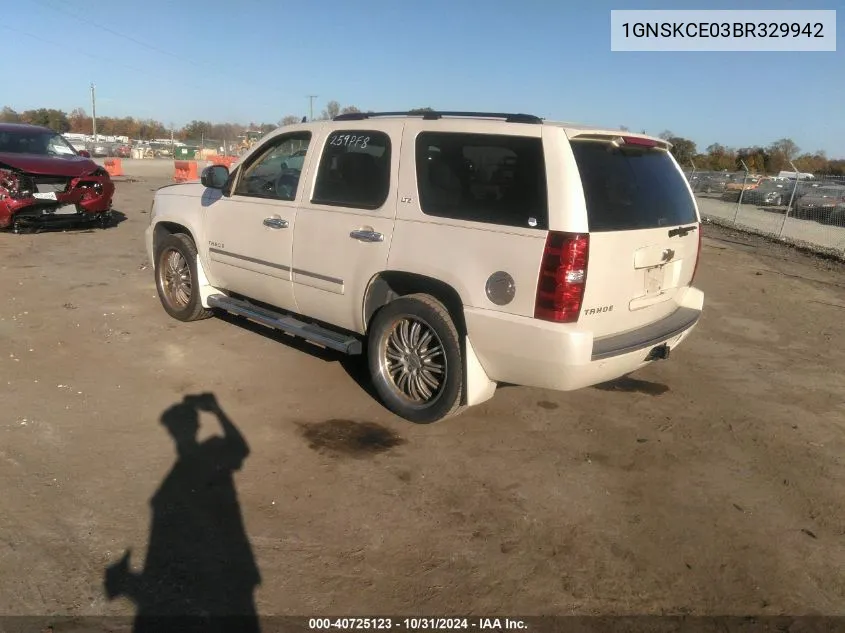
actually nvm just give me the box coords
[311,130,391,210]
[415,132,548,230]
[234,132,311,201]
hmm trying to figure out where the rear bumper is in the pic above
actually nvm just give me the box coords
[464,287,704,392]
[591,306,700,361]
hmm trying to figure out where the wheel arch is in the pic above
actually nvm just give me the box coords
[153,220,196,252]
[362,271,467,336]
[362,271,496,412]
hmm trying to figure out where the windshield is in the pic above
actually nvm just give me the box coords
[0,130,78,156]
[571,141,697,231]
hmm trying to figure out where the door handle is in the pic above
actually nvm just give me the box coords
[263,216,289,229]
[350,229,384,243]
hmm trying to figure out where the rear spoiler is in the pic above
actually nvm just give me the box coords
[569,133,672,151]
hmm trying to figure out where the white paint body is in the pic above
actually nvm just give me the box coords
[145,116,704,412]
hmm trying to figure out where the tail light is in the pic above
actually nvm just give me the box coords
[620,135,659,148]
[534,232,589,323]
[690,223,702,284]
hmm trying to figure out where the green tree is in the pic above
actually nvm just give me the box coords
[664,136,697,167]
[0,106,21,123]
[766,138,800,174]
[182,120,213,141]
[735,147,767,174]
[705,143,736,172]
[793,151,828,175]
[21,108,70,132]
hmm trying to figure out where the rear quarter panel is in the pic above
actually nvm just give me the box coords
[389,119,549,317]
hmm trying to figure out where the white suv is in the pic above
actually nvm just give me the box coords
[145,111,703,423]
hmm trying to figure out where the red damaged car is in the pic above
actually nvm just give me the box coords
[0,123,115,233]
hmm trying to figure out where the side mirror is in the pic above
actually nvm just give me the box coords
[78,150,91,158]
[201,164,229,189]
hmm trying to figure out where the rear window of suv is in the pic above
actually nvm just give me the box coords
[570,140,697,232]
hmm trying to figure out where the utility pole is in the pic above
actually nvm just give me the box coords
[307,95,318,122]
[90,82,97,143]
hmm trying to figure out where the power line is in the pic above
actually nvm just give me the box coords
[0,24,225,107]
[33,0,194,66]
[0,24,145,75]
[32,0,297,114]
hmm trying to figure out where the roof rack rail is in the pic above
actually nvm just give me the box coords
[332,111,543,124]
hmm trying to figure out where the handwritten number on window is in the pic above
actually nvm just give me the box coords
[328,134,370,149]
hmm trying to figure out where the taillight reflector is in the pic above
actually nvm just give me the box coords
[534,232,589,323]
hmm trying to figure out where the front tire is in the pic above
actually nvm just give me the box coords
[368,294,464,424]
[154,233,212,322]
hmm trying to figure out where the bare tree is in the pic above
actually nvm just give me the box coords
[320,100,341,120]
[279,115,300,126]
[769,138,800,160]
[340,105,361,114]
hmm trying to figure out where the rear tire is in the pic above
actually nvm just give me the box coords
[154,233,212,322]
[367,294,464,424]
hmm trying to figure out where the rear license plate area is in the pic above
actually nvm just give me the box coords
[644,265,664,294]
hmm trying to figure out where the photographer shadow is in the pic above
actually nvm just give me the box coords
[104,393,261,632]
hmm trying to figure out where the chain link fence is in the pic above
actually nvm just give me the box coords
[685,169,845,258]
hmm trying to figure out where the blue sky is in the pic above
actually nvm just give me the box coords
[2,0,843,157]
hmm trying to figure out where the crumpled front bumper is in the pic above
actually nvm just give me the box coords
[0,173,115,229]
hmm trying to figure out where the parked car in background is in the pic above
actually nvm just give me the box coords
[0,123,115,232]
[150,144,173,158]
[786,180,838,208]
[792,186,845,223]
[693,172,729,194]
[67,140,88,154]
[725,175,761,192]
[114,144,132,158]
[742,179,791,206]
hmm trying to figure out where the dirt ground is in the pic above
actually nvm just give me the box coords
[1,175,845,621]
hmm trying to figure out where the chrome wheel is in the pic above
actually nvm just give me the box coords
[159,249,192,309]
[379,317,446,405]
